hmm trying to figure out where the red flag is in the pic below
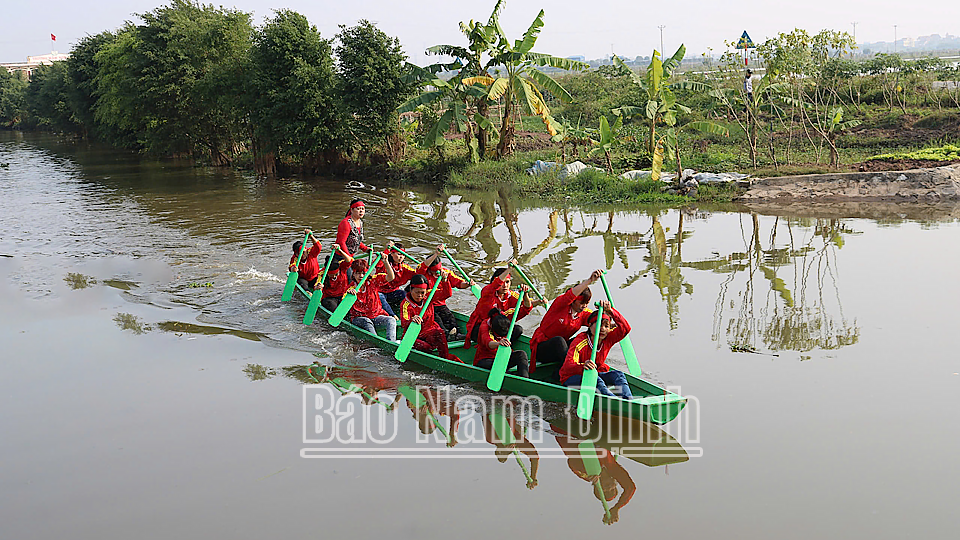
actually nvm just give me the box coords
[51,34,56,41]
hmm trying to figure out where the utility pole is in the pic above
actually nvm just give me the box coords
[658,25,666,55]
[851,22,857,43]
[894,25,898,54]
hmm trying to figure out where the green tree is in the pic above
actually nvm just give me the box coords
[249,9,343,173]
[0,69,28,126]
[335,20,411,159]
[485,9,587,157]
[65,31,117,139]
[94,0,253,162]
[23,62,75,131]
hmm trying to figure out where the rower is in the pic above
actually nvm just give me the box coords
[418,244,476,340]
[463,259,541,350]
[528,269,603,376]
[345,256,397,341]
[320,248,353,312]
[289,229,322,291]
[473,308,530,378]
[398,274,461,362]
[559,302,635,399]
[379,240,416,313]
[335,198,372,283]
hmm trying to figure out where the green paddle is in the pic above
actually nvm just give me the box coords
[282,231,311,301]
[486,289,525,391]
[576,302,604,420]
[398,385,448,439]
[490,411,533,484]
[328,253,381,327]
[578,440,612,521]
[304,245,338,325]
[441,247,481,299]
[508,263,548,304]
[599,273,641,376]
[395,276,443,362]
[389,245,422,265]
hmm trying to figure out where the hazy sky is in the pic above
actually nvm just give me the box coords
[2,0,958,63]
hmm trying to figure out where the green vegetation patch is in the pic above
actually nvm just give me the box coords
[867,144,960,162]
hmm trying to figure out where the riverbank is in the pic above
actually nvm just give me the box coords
[737,164,960,202]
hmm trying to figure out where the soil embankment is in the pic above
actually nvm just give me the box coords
[738,164,960,203]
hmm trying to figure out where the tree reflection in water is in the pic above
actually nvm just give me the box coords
[707,214,860,353]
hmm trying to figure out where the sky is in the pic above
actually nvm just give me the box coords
[2,0,959,64]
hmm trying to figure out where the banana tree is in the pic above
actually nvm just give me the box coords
[397,1,505,162]
[587,115,623,173]
[484,9,588,158]
[824,106,860,169]
[611,46,712,157]
[650,120,729,182]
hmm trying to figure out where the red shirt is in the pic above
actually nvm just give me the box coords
[464,276,532,349]
[558,307,631,384]
[399,294,440,333]
[529,288,592,369]
[416,263,466,307]
[472,319,502,365]
[336,217,368,255]
[289,242,322,282]
[348,273,390,319]
[381,259,416,292]
[321,260,352,299]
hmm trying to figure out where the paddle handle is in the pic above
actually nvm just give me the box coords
[390,246,421,265]
[318,244,338,287]
[509,263,547,303]
[441,248,480,299]
[355,253,382,291]
[487,289,524,391]
[599,273,641,376]
[576,302,604,419]
[395,277,442,362]
[291,231,311,270]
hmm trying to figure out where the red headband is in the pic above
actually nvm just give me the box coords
[410,283,429,289]
[350,201,365,210]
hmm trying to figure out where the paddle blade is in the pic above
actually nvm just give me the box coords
[303,290,323,325]
[470,283,482,299]
[489,411,516,445]
[620,337,641,376]
[395,322,421,362]
[578,440,603,476]
[486,346,511,391]
[328,294,356,327]
[576,369,599,419]
[282,271,298,301]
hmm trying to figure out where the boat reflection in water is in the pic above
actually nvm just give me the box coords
[288,361,689,525]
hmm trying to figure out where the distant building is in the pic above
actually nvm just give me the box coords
[1,51,70,80]
[566,55,586,62]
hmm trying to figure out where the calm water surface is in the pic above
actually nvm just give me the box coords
[2,132,958,539]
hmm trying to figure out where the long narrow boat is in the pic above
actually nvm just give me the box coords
[293,284,686,424]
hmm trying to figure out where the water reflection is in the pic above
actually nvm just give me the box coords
[703,214,861,353]
[258,361,688,526]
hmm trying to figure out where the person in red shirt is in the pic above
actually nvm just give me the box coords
[347,257,397,341]
[336,199,370,256]
[288,229,322,291]
[398,274,461,362]
[417,244,476,340]
[463,259,542,349]
[559,303,634,399]
[320,248,354,312]
[379,240,416,313]
[473,308,530,378]
[529,269,603,374]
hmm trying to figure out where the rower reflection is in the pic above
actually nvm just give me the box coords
[483,408,540,489]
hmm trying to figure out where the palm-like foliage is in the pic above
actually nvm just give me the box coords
[484,10,588,157]
[587,115,623,173]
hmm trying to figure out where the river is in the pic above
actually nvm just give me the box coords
[1,131,957,539]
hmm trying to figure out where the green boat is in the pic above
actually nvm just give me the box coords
[293,284,686,424]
